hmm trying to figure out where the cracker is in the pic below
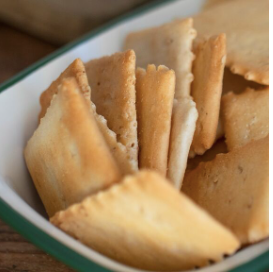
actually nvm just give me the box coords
[51,170,239,271]
[183,136,269,244]
[39,58,90,120]
[222,87,269,150]
[25,78,121,217]
[124,18,196,98]
[85,50,138,171]
[191,34,226,155]
[136,65,175,176]
[167,97,198,189]
[194,0,269,85]
[187,139,227,171]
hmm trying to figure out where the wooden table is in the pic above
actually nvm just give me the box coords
[0,22,74,272]
[0,219,74,272]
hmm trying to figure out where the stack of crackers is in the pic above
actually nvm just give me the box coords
[24,0,268,270]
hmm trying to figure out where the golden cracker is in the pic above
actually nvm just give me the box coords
[136,65,175,176]
[51,170,239,271]
[191,34,226,155]
[25,78,121,217]
[222,87,269,150]
[85,50,138,170]
[124,18,196,98]
[183,136,269,244]
[194,0,269,85]
[39,58,90,120]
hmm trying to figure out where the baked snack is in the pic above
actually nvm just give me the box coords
[194,0,269,85]
[183,136,269,244]
[85,50,138,171]
[136,65,175,175]
[191,34,226,155]
[25,78,121,217]
[51,170,239,271]
[23,1,269,268]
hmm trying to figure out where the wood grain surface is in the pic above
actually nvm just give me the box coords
[0,219,74,272]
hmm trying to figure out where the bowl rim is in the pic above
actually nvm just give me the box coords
[0,0,269,271]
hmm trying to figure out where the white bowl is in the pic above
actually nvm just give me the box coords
[0,0,268,271]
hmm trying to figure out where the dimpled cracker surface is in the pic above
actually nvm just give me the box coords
[51,171,239,271]
[183,136,269,244]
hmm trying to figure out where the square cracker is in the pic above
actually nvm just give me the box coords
[124,18,196,98]
[51,170,239,271]
[191,34,226,155]
[167,97,198,189]
[136,65,175,176]
[25,78,121,217]
[194,0,269,85]
[85,50,138,171]
[183,136,269,244]
[39,58,90,120]
[222,87,269,151]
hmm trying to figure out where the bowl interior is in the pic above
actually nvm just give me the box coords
[0,0,268,271]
